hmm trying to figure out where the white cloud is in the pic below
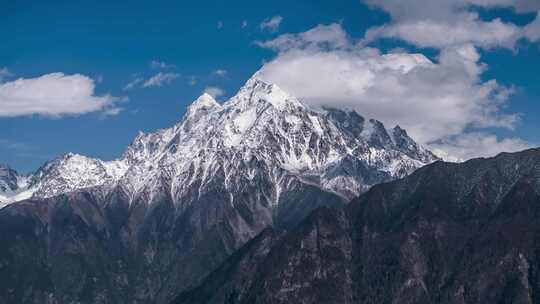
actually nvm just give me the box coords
[256,23,527,161]
[142,72,179,88]
[150,60,175,69]
[101,107,123,117]
[365,17,522,49]
[0,73,121,117]
[429,133,531,162]
[203,86,225,99]
[124,64,179,90]
[0,68,12,82]
[256,23,349,51]
[524,11,540,41]
[260,16,283,32]
[363,0,540,20]
[123,77,144,90]
[213,69,227,77]
[363,0,539,49]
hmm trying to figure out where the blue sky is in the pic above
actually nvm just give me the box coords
[1,0,539,172]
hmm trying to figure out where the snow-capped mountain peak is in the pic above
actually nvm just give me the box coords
[227,76,304,111]
[28,152,128,199]
[185,93,220,118]
[0,74,439,207]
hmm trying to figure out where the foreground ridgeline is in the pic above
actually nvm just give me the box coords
[173,148,540,304]
[0,76,437,303]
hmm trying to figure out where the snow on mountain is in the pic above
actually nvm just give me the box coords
[0,164,18,193]
[29,153,129,199]
[0,75,439,208]
[0,165,33,208]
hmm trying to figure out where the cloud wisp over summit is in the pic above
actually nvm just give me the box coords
[203,86,225,99]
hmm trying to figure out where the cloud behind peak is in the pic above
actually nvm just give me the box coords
[256,23,527,160]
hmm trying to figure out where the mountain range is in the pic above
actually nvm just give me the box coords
[0,76,436,209]
[0,75,437,304]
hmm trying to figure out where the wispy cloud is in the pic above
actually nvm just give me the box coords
[213,69,227,77]
[241,20,248,28]
[123,77,144,91]
[203,86,225,99]
[124,72,179,90]
[150,60,175,69]
[217,20,224,29]
[260,16,283,32]
[100,107,123,118]
[525,11,540,42]
[142,72,179,88]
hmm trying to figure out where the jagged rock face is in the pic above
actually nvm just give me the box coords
[0,164,18,193]
[29,153,127,199]
[0,76,437,304]
[0,165,32,208]
[171,148,540,304]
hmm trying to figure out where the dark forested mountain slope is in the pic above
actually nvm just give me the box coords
[172,148,540,304]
